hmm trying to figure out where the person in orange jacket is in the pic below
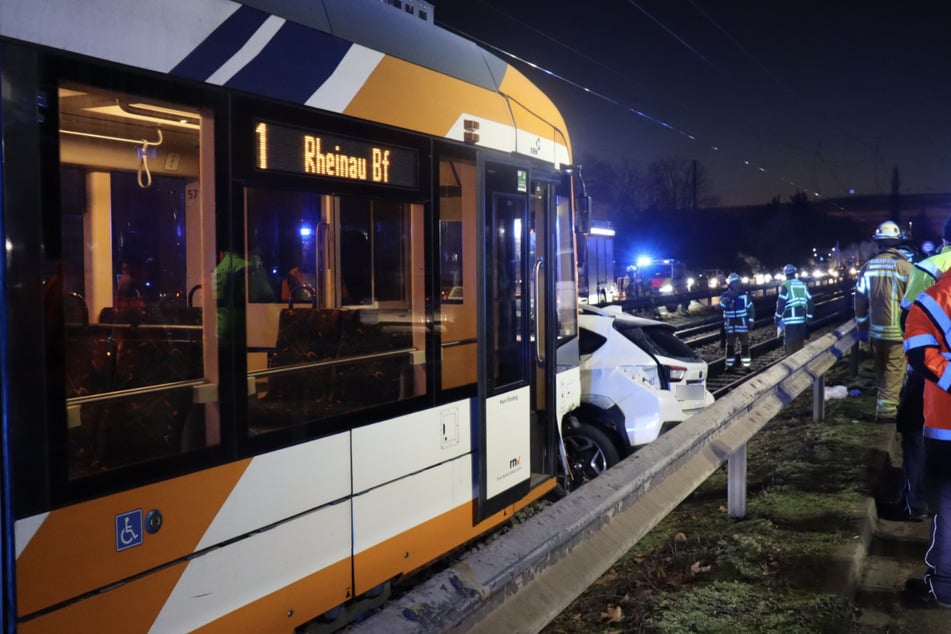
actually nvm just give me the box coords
[903,266,951,606]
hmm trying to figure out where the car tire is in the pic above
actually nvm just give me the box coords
[563,423,621,486]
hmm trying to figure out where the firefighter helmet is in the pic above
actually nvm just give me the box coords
[873,220,903,241]
[783,264,797,276]
[727,273,740,286]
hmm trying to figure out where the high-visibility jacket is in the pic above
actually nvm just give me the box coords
[900,245,951,312]
[719,290,755,333]
[775,279,813,326]
[904,267,951,438]
[855,247,912,341]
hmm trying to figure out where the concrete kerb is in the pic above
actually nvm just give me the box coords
[349,323,860,633]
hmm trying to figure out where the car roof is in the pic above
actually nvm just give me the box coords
[579,304,672,329]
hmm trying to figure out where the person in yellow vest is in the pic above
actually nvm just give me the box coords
[774,264,813,354]
[902,265,951,606]
[854,220,912,421]
[718,273,755,371]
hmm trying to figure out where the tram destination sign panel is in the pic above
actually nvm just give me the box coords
[254,121,418,188]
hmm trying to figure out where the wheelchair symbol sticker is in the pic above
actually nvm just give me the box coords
[115,509,143,552]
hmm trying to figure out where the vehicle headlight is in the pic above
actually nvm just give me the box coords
[659,283,673,294]
[618,364,662,389]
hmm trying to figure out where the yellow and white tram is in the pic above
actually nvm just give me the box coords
[0,1,582,631]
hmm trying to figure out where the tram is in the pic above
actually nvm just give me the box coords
[0,1,582,631]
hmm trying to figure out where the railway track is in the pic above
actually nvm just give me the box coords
[672,283,854,397]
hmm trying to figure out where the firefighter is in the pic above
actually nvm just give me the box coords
[775,264,813,355]
[902,266,951,606]
[891,216,951,521]
[855,220,912,422]
[718,273,754,371]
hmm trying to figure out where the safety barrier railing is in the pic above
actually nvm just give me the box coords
[351,319,860,633]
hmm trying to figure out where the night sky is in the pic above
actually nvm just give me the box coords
[434,1,951,207]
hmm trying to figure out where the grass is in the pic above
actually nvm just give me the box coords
[543,356,896,634]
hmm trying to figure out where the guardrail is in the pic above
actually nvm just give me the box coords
[350,319,860,633]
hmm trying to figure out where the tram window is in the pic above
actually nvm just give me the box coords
[555,192,578,340]
[244,188,426,434]
[54,83,211,479]
[438,158,478,390]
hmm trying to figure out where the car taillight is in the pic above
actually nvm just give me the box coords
[618,364,662,390]
[667,365,687,382]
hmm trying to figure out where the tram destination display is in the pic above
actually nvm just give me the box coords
[254,121,418,188]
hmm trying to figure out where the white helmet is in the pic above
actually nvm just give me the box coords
[727,272,740,286]
[873,220,903,241]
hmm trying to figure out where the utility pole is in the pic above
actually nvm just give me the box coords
[691,159,697,210]
[890,167,901,225]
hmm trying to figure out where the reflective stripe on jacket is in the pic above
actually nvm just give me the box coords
[900,246,951,311]
[719,291,755,333]
[775,279,812,325]
[855,247,911,341]
[904,267,951,438]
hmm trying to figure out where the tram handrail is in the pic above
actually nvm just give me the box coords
[66,378,207,407]
[66,348,417,405]
[352,320,860,633]
[247,347,417,378]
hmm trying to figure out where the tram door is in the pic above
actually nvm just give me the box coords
[477,161,543,519]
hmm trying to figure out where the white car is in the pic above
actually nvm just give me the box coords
[564,305,715,481]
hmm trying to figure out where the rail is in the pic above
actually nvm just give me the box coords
[615,276,852,317]
[351,320,860,633]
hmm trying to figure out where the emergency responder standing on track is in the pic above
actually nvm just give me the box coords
[775,264,813,355]
[902,266,951,606]
[718,273,755,372]
[855,220,912,422]
[891,216,951,521]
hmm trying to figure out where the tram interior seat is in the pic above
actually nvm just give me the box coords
[250,306,413,430]
[64,292,89,326]
[65,310,204,477]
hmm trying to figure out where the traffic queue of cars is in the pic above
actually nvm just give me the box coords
[564,304,715,481]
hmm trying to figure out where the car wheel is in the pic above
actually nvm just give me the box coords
[563,423,621,486]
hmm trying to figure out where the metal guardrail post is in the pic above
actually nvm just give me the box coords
[727,444,747,518]
[813,374,825,422]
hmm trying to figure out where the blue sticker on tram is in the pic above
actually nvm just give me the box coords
[115,509,144,552]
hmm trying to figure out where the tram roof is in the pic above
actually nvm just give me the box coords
[242,0,510,93]
[0,0,571,166]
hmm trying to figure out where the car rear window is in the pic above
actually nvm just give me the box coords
[579,327,608,355]
[614,323,701,362]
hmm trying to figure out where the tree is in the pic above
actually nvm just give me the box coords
[574,154,619,218]
[645,156,711,211]
[614,157,649,217]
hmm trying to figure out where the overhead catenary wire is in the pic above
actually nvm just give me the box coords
[437,21,826,201]
[438,2,893,203]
